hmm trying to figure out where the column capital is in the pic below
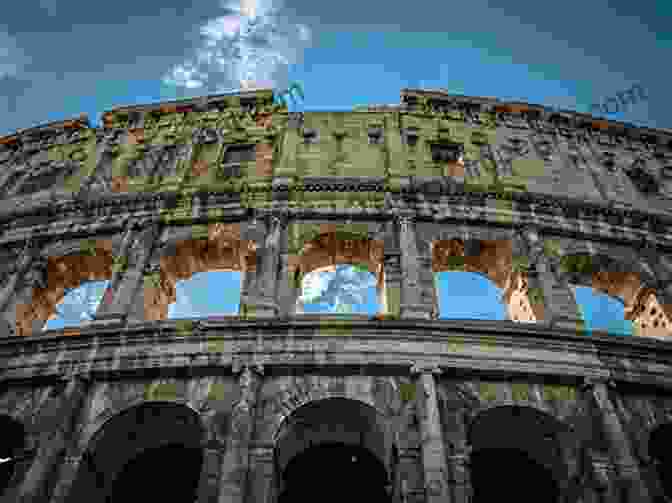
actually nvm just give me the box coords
[580,376,616,391]
[409,362,442,376]
[231,360,265,377]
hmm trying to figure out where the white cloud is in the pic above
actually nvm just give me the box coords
[162,0,312,92]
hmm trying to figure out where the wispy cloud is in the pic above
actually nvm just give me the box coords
[162,0,312,93]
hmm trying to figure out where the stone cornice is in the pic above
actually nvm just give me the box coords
[1,188,671,253]
[1,318,671,387]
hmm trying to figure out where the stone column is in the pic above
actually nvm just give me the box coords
[0,242,40,337]
[241,211,284,319]
[517,228,584,331]
[381,248,402,318]
[411,363,451,503]
[247,446,275,503]
[90,218,136,324]
[218,363,264,503]
[196,446,223,503]
[582,377,652,503]
[446,451,471,503]
[48,453,86,503]
[5,255,49,336]
[397,215,432,320]
[16,375,90,503]
[110,220,162,324]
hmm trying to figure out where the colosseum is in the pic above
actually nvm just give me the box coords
[0,87,672,503]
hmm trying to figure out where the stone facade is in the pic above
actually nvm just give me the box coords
[0,88,672,502]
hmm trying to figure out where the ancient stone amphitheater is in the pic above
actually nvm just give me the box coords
[1,87,672,503]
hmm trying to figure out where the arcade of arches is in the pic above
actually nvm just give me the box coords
[3,378,672,503]
[7,228,672,338]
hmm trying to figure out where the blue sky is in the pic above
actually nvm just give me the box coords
[0,0,668,135]
[44,268,633,336]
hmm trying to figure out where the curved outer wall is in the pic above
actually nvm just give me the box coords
[0,88,671,502]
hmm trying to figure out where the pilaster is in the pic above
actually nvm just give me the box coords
[16,375,90,503]
[196,447,223,503]
[109,219,162,324]
[217,363,264,503]
[0,241,40,336]
[396,215,433,320]
[240,211,284,319]
[516,228,584,331]
[410,363,451,503]
[582,377,652,503]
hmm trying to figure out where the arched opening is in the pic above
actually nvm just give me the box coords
[167,270,241,318]
[297,264,380,314]
[560,253,672,338]
[649,423,672,499]
[279,442,388,503]
[107,443,203,502]
[145,224,255,321]
[435,271,507,320]
[571,285,633,335]
[274,398,392,503]
[468,405,569,503]
[0,415,25,496]
[43,280,109,331]
[16,248,114,336]
[66,402,205,503]
[470,447,558,502]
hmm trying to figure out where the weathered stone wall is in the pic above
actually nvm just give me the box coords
[1,88,672,503]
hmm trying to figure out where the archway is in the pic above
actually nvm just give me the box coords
[145,223,255,321]
[297,264,380,314]
[107,443,203,502]
[168,270,241,318]
[571,285,633,335]
[649,422,672,500]
[66,402,205,503]
[43,280,110,331]
[274,398,392,503]
[16,248,114,336]
[0,415,25,496]
[468,405,571,503]
[435,271,507,320]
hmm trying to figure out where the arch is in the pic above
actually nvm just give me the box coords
[66,401,206,503]
[0,415,26,497]
[42,279,110,331]
[168,270,241,318]
[571,285,633,335]
[467,404,575,502]
[431,238,512,291]
[297,264,380,314]
[560,251,671,338]
[648,422,672,499]
[144,222,256,320]
[290,232,385,282]
[435,270,507,320]
[272,397,393,503]
[76,396,203,452]
[16,245,115,336]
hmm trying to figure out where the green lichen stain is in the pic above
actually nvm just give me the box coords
[207,339,226,353]
[207,382,228,402]
[478,382,498,402]
[399,382,416,402]
[144,381,179,401]
[543,385,576,403]
[511,383,530,402]
[175,320,194,337]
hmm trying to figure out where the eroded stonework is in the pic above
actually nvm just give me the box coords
[1,88,672,503]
